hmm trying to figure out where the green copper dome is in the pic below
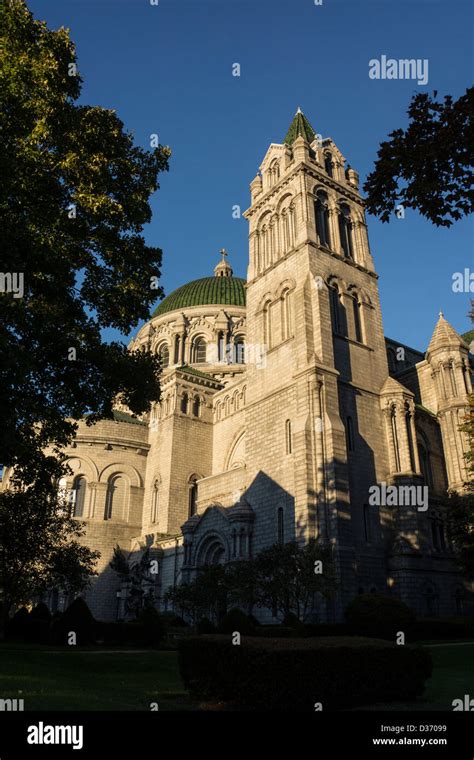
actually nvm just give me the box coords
[152,275,246,318]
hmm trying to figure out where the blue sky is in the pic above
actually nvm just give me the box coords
[30,0,473,351]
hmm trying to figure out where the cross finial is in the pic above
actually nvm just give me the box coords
[219,248,228,260]
[439,310,444,318]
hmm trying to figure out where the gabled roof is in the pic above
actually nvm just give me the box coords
[283,107,316,145]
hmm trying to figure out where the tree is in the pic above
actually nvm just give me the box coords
[0,479,99,637]
[253,540,337,621]
[109,545,156,619]
[0,0,170,481]
[364,88,474,227]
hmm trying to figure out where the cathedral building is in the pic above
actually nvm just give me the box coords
[34,110,474,621]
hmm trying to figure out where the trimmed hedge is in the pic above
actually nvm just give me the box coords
[346,594,415,640]
[178,635,432,710]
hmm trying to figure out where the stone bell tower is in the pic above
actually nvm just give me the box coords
[242,109,393,617]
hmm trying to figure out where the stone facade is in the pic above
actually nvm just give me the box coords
[7,110,472,622]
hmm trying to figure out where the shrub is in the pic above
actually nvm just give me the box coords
[282,612,305,635]
[218,608,256,635]
[160,612,188,628]
[7,607,30,640]
[137,606,166,646]
[178,635,432,710]
[256,625,295,638]
[52,598,95,645]
[30,603,51,621]
[302,623,350,637]
[345,594,415,640]
[197,617,216,634]
[25,618,51,644]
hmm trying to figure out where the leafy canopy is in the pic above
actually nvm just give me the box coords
[364,89,474,227]
[0,0,170,478]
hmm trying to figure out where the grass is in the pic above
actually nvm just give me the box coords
[356,642,474,711]
[0,644,190,711]
[0,640,472,711]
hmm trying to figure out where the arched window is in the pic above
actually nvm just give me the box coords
[188,476,198,517]
[352,295,363,343]
[192,337,207,364]
[181,392,188,414]
[281,290,292,341]
[269,159,280,186]
[104,475,126,521]
[314,190,331,248]
[329,285,341,334]
[449,360,458,396]
[418,437,434,488]
[173,335,181,365]
[234,336,245,364]
[217,331,225,362]
[391,405,401,471]
[338,203,354,259]
[285,419,292,454]
[324,152,333,178]
[346,416,355,452]
[192,396,201,417]
[151,479,159,523]
[263,301,271,348]
[277,506,285,544]
[405,404,416,472]
[72,475,87,518]
[158,343,169,368]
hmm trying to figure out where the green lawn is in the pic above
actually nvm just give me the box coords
[356,642,474,711]
[0,641,472,711]
[0,644,190,711]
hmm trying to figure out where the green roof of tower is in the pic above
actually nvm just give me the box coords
[151,275,246,318]
[284,107,316,145]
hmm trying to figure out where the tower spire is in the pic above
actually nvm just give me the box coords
[283,108,316,145]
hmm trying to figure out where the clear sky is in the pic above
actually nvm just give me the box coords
[29,0,473,351]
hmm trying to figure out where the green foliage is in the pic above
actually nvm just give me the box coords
[364,88,473,227]
[178,635,432,710]
[137,605,166,646]
[345,593,415,640]
[196,617,216,634]
[253,539,337,621]
[52,597,95,645]
[110,545,157,618]
[0,0,170,480]
[30,602,51,621]
[218,608,256,635]
[166,541,337,624]
[0,481,98,634]
[7,606,30,639]
[444,490,474,580]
